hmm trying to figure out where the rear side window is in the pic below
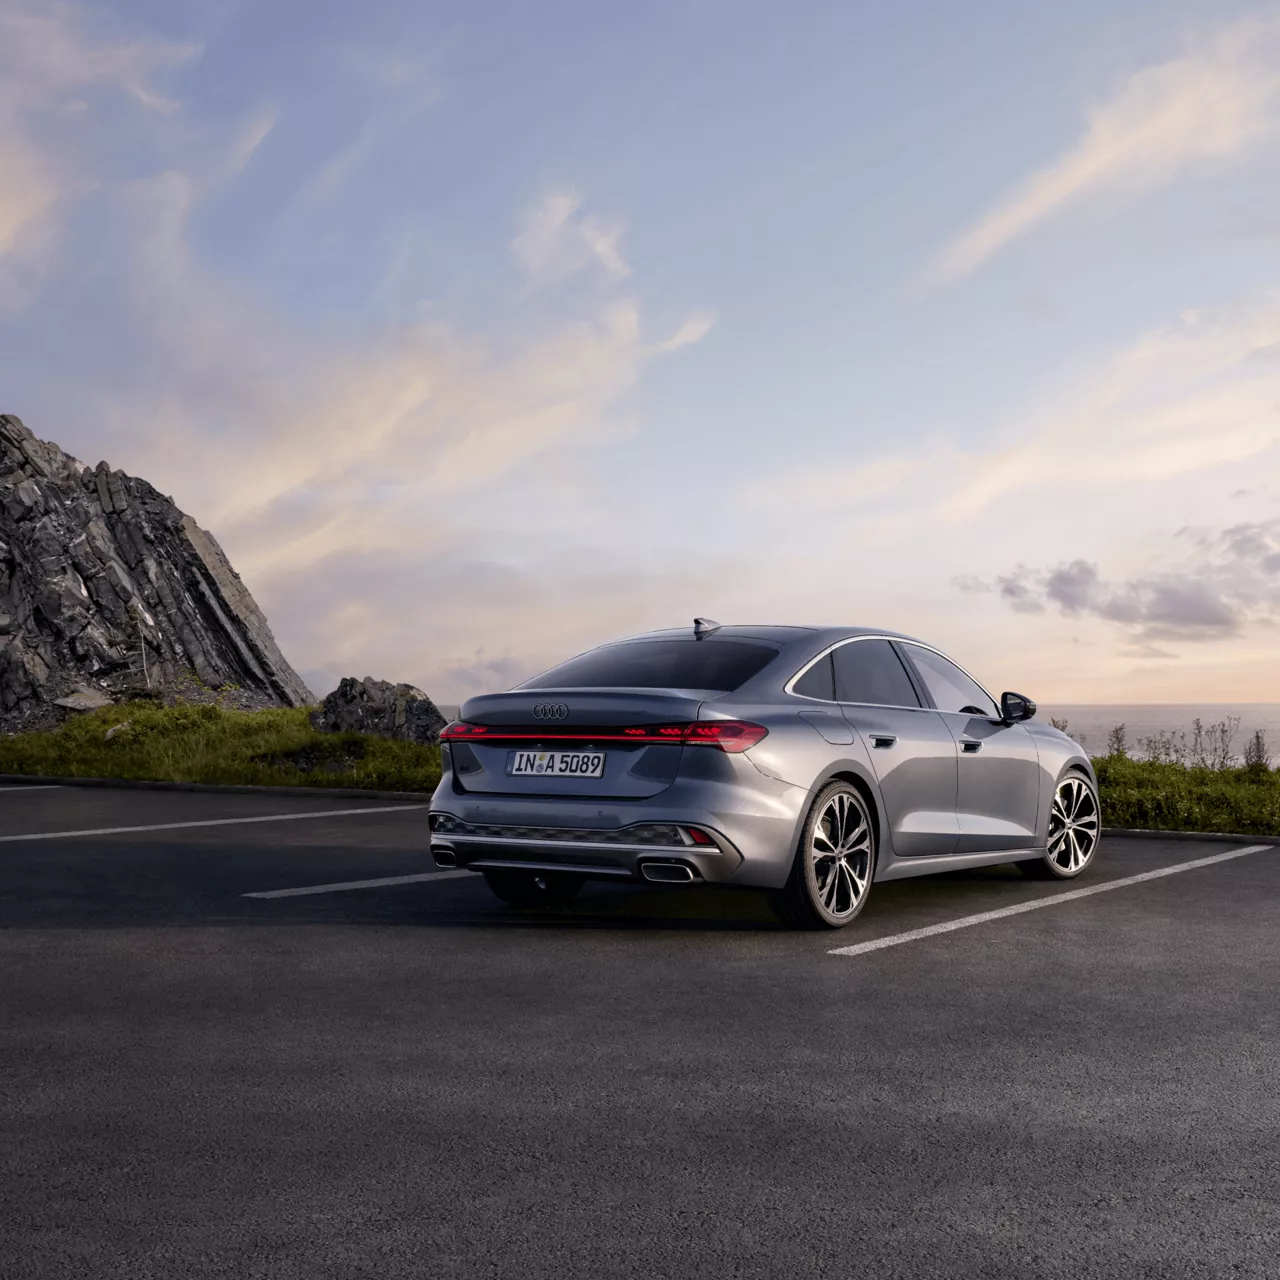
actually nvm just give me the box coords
[833,639,920,707]
[521,640,779,692]
[901,644,998,718]
[792,654,835,701]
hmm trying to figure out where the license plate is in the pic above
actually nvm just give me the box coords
[507,750,606,779]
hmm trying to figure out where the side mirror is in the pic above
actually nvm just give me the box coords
[1001,691,1036,723]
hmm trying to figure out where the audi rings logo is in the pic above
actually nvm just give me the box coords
[532,702,570,720]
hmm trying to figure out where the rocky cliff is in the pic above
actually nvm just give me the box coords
[0,413,312,729]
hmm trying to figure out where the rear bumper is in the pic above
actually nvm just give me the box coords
[430,818,741,883]
[427,766,806,888]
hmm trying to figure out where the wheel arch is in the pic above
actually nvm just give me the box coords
[1059,758,1101,829]
[1035,750,1096,844]
[1061,751,1097,780]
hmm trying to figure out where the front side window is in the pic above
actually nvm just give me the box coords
[902,644,998,718]
[520,639,779,692]
[833,639,920,707]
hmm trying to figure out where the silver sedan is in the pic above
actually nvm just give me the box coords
[429,621,1100,929]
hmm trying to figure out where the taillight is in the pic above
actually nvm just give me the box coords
[437,720,766,751]
[680,720,768,752]
[440,722,490,740]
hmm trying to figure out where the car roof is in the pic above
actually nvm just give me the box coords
[614,625,814,644]
[611,624,927,647]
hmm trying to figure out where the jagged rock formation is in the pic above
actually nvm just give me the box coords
[311,677,447,745]
[0,413,312,729]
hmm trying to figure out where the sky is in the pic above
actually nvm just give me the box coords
[2,0,1279,704]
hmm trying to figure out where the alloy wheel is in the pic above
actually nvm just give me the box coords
[808,790,872,920]
[1047,775,1099,874]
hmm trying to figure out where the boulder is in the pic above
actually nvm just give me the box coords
[311,677,447,745]
[53,686,114,712]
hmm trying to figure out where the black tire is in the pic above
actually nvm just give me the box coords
[769,781,876,930]
[1019,769,1100,880]
[482,869,585,907]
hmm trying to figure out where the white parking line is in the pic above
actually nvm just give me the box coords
[830,844,1271,958]
[244,869,476,898]
[0,804,427,843]
[0,785,65,792]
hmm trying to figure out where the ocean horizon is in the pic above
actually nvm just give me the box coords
[1037,704,1280,758]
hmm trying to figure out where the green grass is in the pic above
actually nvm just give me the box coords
[1,704,1277,833]
[0,702,441,793]
[1093,753,1280,837]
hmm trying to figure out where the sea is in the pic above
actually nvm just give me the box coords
[437,701,1280,760]
[1037,705,1280,759]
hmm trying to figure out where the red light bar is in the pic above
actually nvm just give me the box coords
[439,722,491,740]
[680,721,768,752]
[440,720,767,753]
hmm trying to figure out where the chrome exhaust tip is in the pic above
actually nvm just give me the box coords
[640,861,696,884]
[432,846,458,869]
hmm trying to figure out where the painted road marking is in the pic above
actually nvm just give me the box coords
[830,845,1271,958]
[0,804,428,843]
[245,869,476,898]
[0,785,66,792]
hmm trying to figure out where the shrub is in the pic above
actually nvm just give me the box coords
[1092,753,1280,837]
[0,702,442,792]
[1243,729,1271,771]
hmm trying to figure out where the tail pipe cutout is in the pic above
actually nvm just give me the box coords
[639,860,697,884]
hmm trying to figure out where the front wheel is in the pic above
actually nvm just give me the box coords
[770,781,876,929]
[482,869,584,907]
[1020,771,1100,879]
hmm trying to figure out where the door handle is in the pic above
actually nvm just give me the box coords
[960,740,982,753]
[870,735,897,749]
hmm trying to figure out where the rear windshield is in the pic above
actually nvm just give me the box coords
[521,640,779,692]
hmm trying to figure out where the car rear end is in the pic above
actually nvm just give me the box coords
[428,630,810,889]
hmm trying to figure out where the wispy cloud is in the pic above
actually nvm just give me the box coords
[757,300,1280,526]
[84,170,671,554]
[0,137,57,257]
[927,17,1280,283]
[298,50,443,203]
[656,309,717,352]
[0,0,196,261]
[512,187,631,283]
[220,105,277,180]
[0,0,198,113]
[271,544,736,702]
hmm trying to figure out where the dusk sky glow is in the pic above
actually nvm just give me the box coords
[2,0,1279,702]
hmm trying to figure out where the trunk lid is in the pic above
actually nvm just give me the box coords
[446,689,714,798]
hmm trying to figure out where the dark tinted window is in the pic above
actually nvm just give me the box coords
[902,644,998,717]
[792,654,835,701]
[833,639,920,707]
[521,640,778,691]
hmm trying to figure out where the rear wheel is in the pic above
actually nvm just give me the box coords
[1020,771,1100,879]
[770,781,875,929]
[482,869,585,907]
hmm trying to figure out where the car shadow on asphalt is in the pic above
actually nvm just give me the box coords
[404,862,1038,934]
[0,845,1072,934]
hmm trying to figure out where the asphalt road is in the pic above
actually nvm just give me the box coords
[1,783,1277,1279]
